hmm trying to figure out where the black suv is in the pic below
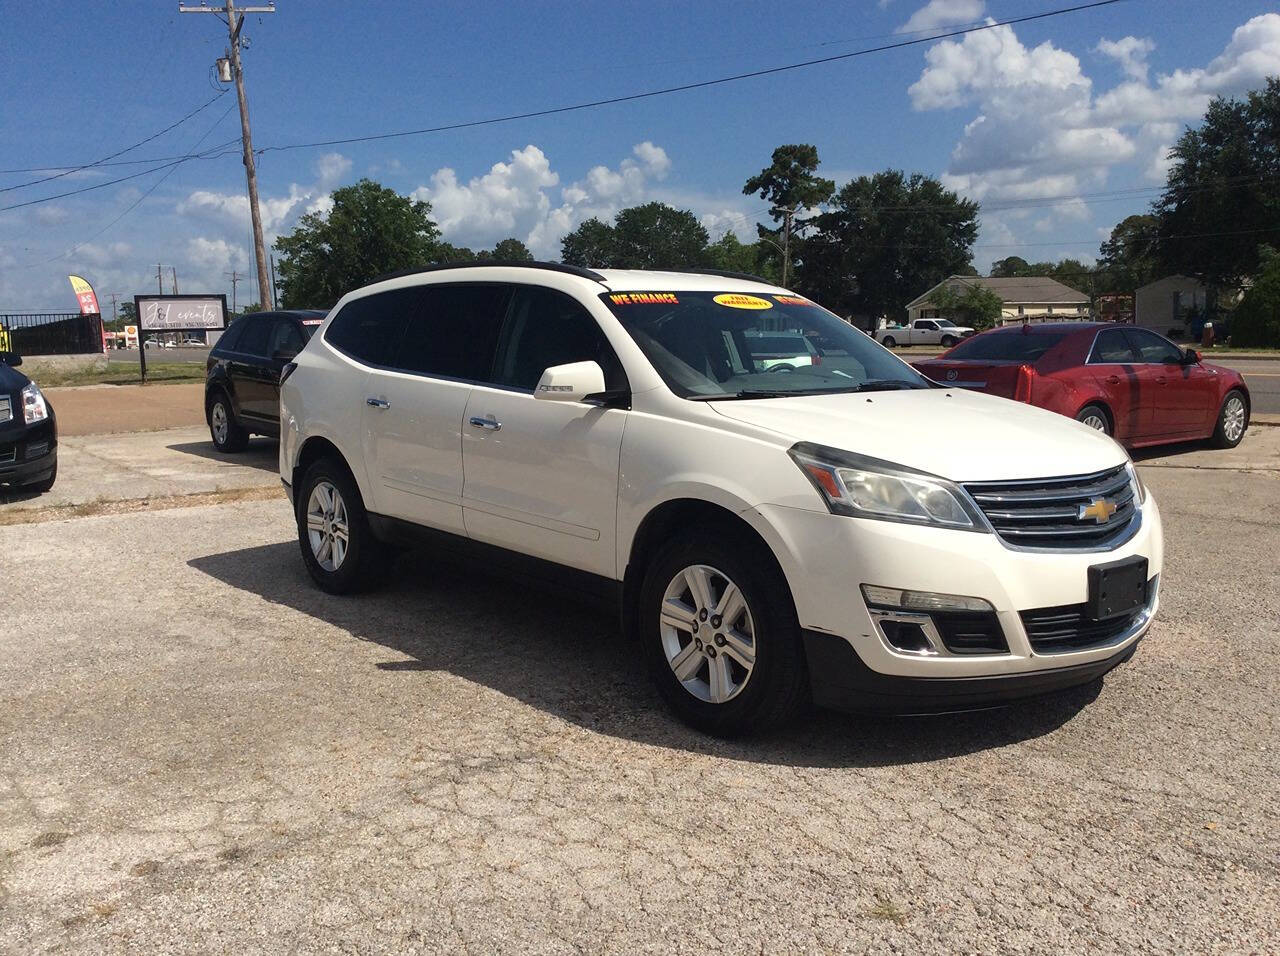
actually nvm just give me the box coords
[0,351,57,494]
[204,309,325,452]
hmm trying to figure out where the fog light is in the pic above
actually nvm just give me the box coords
[25,440,49,459]
[878,619,932,653]
[861,584,994,613]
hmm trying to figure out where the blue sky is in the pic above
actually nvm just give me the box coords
[2,0,1278,313]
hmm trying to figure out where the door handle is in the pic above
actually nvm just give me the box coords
[1155,377,1167,385]
[366,397,390,409]
[469,415,501,431]
[1106,375,1120,385]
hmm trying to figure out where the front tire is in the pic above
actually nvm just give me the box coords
[208,390,249,453]
[296,457,387,594]
[1211,389,1248,448]
[639,531,808,736]
[1076,404,1111,436]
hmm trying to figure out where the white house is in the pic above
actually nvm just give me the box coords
[903,276,1091,326]
[1134,275,1207,335]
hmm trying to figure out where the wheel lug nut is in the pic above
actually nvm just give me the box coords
[710,615,722,628]
[694,638,702,650]
[707,647,718,658]
[698,609,708,622]
[714,634,726,647]
[691,621,699,633]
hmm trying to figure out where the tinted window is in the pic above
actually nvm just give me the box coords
[1125,328,1183,364]
[495,287,626,392]
[746,335,812,355]
[236,316,271,357]
[216,317,245,353]
[270,318,306,358]
[945,330,1070,363]
[1091,328,1137,363]
[324,291,413,367]
[398,284,510,380]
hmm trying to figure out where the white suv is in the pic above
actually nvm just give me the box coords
[279,264,1162,735]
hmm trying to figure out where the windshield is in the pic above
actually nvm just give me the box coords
[935,319,957,328]
[601,291,929,399]
[944,330,1070,363]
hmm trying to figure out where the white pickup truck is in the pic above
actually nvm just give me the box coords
[876,318,974,348]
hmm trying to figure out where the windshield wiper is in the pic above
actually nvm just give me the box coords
[845,380,926,392]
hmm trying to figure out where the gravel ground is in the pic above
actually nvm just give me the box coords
[1,464,1277,953]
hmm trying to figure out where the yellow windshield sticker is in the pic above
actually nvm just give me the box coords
[713,293,773,310]
[772,295,808,306]
[609,292,679,305]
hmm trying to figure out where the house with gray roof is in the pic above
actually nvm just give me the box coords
[903,275,1091,326]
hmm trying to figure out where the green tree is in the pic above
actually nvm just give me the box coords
[1229,246,1280,347]
[927,282,1005,331]
[1097,214,1160,292]
[743,144,835,287]
[800,170,979,325]
[1155,77,1280,288]
[990,256,1032,278]
[104,302,136,332]
[274,179,442,308]
[704,231,763,276]
[486,237,534,261]
[560,217,617,267]
[435,243,477,262]
[560,203,710,269]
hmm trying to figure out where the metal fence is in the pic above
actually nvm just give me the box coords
[0,312,103,356]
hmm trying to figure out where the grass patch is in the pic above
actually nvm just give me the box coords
[31,831,69,848]
[35,361,205,387]
[865,894,908,926]
[0,485,283,525]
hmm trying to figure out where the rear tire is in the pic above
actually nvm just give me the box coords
[208,390,249,453]
[639,530,809,736]
[1076,404,1111,436]
[296,457,388,594]
[940,335,958,347]
[1211,389,1248,448]
[881,335,896,348]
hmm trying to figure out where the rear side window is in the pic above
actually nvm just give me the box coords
[216,317,245,353]
[397,284,510,380]
[493,287,626,392]
[325,291,413,368]
[945,331,1070,362]
[236,316,271,357]
[270,318,306,358]
[1090,329,1138,363]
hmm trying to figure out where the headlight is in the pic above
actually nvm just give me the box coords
[789,443,988,531]
[21,383,48,425]
[1125,461,1146,505]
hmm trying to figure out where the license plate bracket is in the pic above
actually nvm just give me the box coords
[1087,556,1148,620]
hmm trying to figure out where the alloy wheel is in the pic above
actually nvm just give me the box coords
[1081,413,1108,432]
[659,564,756,704]
[1223,395,1246,443]
[306,480,349,572]
[211,402,229,445]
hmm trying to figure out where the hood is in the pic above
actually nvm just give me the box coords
[0,361,30,393]
[710,387,1127,482]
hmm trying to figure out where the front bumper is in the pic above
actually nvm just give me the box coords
[752,493,1162,705]
[0,412,57,487]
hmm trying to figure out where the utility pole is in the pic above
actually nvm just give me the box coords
[181,1,275,308]
[157,263,164,295]
[171,267,179,295]
[225,270,243,314]
[269,253,278,309]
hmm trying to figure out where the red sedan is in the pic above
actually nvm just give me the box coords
[912,323,1251,449]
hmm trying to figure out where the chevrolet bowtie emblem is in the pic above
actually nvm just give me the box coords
[1078,497,1118,524]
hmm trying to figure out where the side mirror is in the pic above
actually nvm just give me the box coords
[1182,347,1201,365]
[534,360,606,403]
[0,351,21,367]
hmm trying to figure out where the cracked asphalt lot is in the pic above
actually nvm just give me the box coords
[1,465,1277,952]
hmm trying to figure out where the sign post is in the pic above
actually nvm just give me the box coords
[134,294,227,383]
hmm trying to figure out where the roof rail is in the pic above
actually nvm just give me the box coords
[369,260,606,286]
[663,267,778,286]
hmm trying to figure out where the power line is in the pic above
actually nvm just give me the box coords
[0,140,241,213]
[0,92,228,193]
[258,0,1130,155]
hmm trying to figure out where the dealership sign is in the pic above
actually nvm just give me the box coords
[136,295,228,331]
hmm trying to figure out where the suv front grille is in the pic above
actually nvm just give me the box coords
[0,395,11,423]
[964,464,1138,551]
[1021,578,1154,652]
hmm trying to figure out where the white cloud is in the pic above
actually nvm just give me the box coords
[314,152,353,185]
[1093,14,1280,125]
[33,205,71,226]
[186,237,247,272]
[1095,36,1155,81]
[898,0,985,36]
[411,144,559,245]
